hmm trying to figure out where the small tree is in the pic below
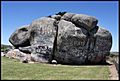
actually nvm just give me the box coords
[55,12,67,16]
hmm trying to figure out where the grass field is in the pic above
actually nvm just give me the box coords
[1,57,110,80]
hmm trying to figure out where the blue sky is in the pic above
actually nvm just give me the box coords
[1,1,118,52]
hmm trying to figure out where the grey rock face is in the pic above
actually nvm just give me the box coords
[54,20,88,64]
[61,13,75,21]
[6,49,25,59]
[71,14,98,30]
[28,17,57,63]
[55,20,111,64]
[28,45,52,63]
[9,25,30,48]
[51,15,61,20]
[6,49,20,59]
[6,49,31,63]
[29,17,56,45]
[92,27,112,63]
[9,12,112,64]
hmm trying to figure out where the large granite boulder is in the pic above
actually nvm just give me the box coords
[28,17,57,63]
[9,25,31,48]
[9,12,112,64]
[54,20,88,64]
[92,27,112,63]
[71,14,98,31]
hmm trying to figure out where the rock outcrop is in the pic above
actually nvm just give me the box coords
[6,49,31,63]
[9,25,31,48]
[9,12,112,64]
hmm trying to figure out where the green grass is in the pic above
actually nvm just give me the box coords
[1,57,110,80]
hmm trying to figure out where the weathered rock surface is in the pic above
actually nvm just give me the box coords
[61,13,75,21]
[54,20,88,64]
[92,27,112,63]
[6,49,31,63]
[9,12,112,64]
[51,15,61,20]
[71,14,98,30]
[9,25,31,48]
[28,17,57,63]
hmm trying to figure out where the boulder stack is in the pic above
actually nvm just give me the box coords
[9,12,112,64]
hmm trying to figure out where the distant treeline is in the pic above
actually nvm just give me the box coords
[1,44,13,52]
[110,52,119,57]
